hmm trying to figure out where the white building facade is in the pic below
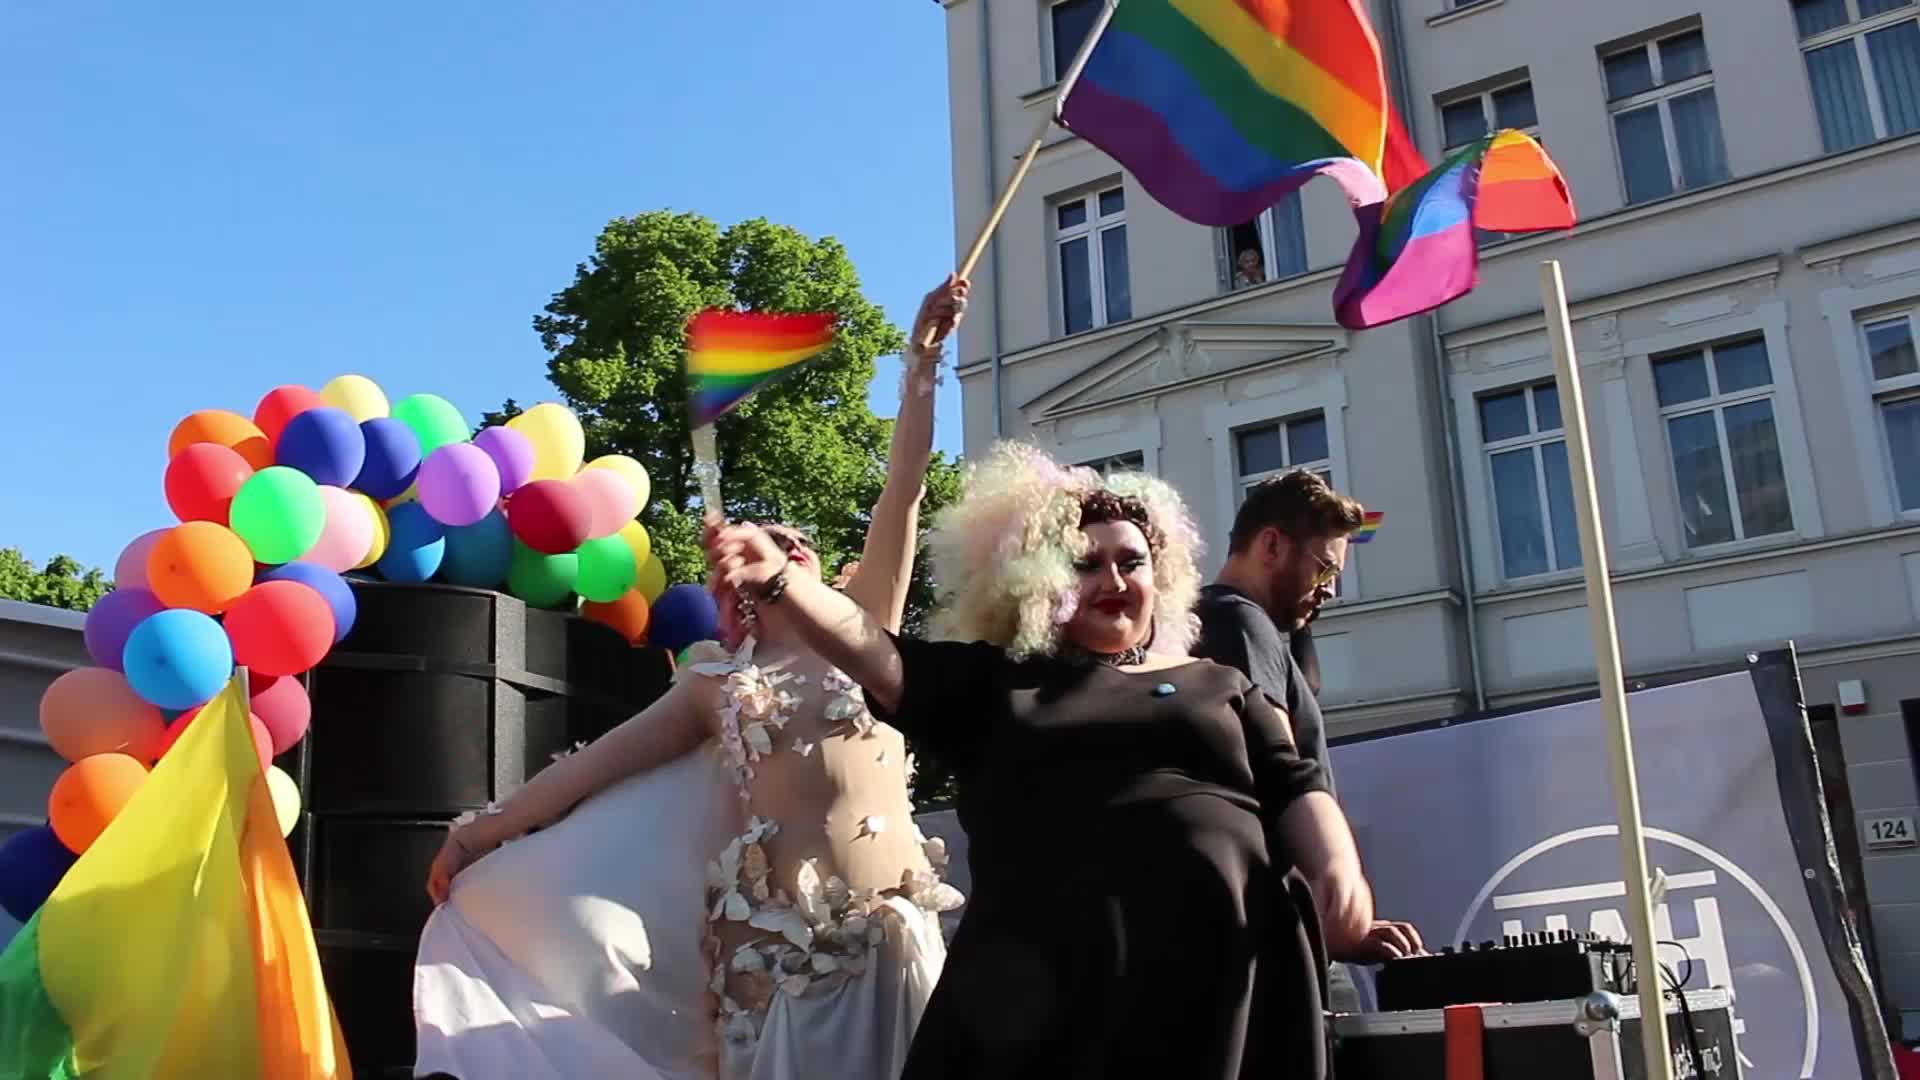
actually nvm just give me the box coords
[939,0,1920,1031]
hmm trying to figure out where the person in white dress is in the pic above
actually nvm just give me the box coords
[412,277,968,1080]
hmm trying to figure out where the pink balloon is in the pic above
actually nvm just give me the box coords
[250,674,311,755]
[418,443,502,528]
[39,667,166,763]
[114,529,169,591]
[305,485,375,573]
[572,468,637,540]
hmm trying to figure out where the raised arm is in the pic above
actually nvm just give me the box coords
[426,672,719,902]
[710,521,907,713]
[844,276,969,632]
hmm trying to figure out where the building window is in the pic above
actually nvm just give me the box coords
[1480,383,1580,578]
[1055,185,1131,335]
[1234,411,1339,592]
[1438,78,1539,243]
[1602,27,1731,205]
[1048,0,1103,83]
[1862,309,1920,511]
[1791,0,1920,151]
[1653,336,1795,547]
[1219,192,1309,293]
[1079,450,1146,474]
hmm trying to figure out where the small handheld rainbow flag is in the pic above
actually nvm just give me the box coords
[1350,510,1384,544]
[686,310,836,428]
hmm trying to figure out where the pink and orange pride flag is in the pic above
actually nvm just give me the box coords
[0,673,350,1078]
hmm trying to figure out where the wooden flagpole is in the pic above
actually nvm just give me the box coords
[1540,259,1674,1080]
[920,0,1120,348]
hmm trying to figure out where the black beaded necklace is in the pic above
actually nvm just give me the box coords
[1067,643,1149,667]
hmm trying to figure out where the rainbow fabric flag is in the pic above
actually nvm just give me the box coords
[686,310,836,427]
[1350,509,1384,544]
[0,675,350,1078]
[1332,130,1573,329]
[1057,0,1576,329]
[1060,0,1407,226]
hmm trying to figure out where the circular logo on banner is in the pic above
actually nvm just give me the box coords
[1453,825,1819,1079]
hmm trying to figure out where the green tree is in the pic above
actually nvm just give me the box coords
[0,549,111,612]
[493,211,963,805]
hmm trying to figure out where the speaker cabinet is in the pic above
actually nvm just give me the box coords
[294,580,671,1074]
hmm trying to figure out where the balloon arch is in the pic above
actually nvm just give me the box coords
[0,374,722,927]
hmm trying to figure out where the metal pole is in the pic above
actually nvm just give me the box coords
[1539,259,1673,1080]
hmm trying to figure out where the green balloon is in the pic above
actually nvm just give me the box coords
[508,542,577,608]
[229,466,326,563]
[392,393,469,455]
[573,534,637,603]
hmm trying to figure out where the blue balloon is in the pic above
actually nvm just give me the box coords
[440,509,513,588]
[0,826,78,923]
[354,417,422,500]
[378,503,447,583]
[649,584,719,655]
[259,561,357,643]
[122,608,234,710]
[276,406,367,488]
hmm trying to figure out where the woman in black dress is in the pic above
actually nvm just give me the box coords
[706,442,1373,1079]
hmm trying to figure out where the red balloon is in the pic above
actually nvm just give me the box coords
[254,385,326,446]
[507,479,594,554]
[250,674,311,755]
[224,580,336,677]
[164,443,255,523]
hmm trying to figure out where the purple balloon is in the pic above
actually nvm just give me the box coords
[472,426,536,495]
[418,443,502,528]
[83,588,165,671]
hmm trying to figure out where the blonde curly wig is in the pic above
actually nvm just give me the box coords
[924,441,1204,659]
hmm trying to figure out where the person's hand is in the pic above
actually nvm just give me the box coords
[706,522,792,598]
[1309,857,1375,958]
[425,827,488,905]
[1332,919,1426,964]
[908,274,970,352]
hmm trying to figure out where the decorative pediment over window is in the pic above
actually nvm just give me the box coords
[1023,321,1348,422]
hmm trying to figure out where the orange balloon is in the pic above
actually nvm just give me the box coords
[39,667,166,762]
[147,521,254,614]
[582,589,651,645]
[168,409,273,471]
[48,753,148,854]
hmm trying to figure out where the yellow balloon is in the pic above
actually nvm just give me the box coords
[507,402,585,482]
[354,495,391,569]
[586,455,651,514]
[265,765,301,838]
[319,374,390,422]
[635,554,667,602]
[617,520,652,567]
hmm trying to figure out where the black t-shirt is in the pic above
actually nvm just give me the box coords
[1192,584,1334,795]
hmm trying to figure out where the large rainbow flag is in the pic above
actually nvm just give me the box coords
[0,675,350,1078]
[1058,0,1574,329]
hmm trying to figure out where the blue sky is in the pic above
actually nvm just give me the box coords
[0,2,961,571]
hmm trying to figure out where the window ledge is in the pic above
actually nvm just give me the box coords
[1473,524,1920,606]
[1019,83,1058,108]
[1427,0,1506,29]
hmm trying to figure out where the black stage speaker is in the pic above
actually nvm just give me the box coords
[285,580,672,1075]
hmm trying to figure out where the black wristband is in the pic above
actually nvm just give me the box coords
[761,566,790,605]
